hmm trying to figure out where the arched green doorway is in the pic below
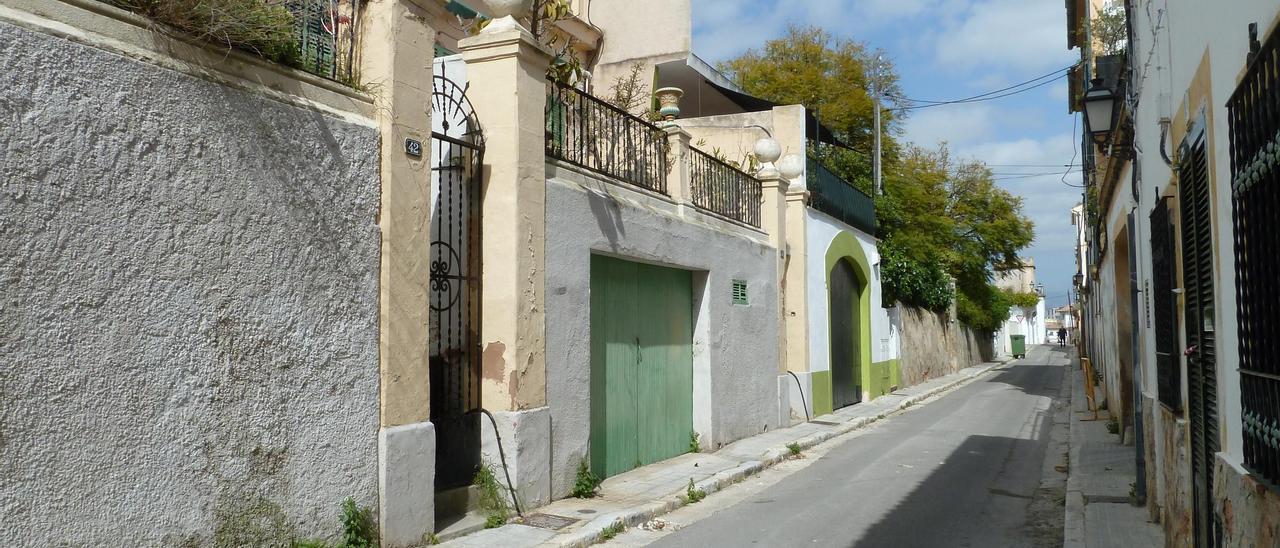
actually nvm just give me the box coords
[824,232,872,411]
[829,259,862,408]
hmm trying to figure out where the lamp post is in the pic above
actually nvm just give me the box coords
[1082,77,1118,146]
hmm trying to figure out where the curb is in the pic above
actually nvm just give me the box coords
[551,359,1009,548]
[1064,361,1087,548]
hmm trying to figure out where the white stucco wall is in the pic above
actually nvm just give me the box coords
[543,163,780,498]
[804,209,895,373]
[0,20,381,545]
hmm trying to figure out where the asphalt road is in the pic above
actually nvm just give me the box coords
[636,345,1071,548]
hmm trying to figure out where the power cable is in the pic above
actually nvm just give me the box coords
[890,64,1075,105]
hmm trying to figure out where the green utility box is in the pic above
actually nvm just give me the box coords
[1010,335,1027,359]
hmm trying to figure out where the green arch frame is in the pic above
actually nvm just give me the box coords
[813,231,873,415]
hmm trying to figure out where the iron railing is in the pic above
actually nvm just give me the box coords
[1228,23,1280,489]
[286,0,360,82]
[689,148,762,227]
[546,81,669,194]
[807,157,877,235]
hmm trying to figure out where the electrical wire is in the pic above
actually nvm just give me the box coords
[888,65,1078,112]
[1061,112,1086,188]
[890,64,1075,105]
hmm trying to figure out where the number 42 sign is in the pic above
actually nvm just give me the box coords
[405,138,423,158]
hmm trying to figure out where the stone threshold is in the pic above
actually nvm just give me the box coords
[439,359,1011,548]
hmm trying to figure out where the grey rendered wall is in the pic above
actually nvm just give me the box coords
[0,21,381,546]
[544,164,780,498]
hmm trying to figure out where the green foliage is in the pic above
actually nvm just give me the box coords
[570,458,602,499]
[681,479,707,504]
[108,0,299,64]
[878,240,953,311]
[1004,290,1042,309]
[474,464,512,527]
[340,498,377,548]
[877,144,1035,329]
[720,25,906,185]
[688,431,701,454]
[1091,0,1128,56]
[786,442,802,457]
[600,521,626,540]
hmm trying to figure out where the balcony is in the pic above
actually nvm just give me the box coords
[807,157,876,235]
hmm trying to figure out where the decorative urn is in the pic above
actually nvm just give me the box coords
[475,0,534,33]
[474,0,534,18]
[654,87,685,123]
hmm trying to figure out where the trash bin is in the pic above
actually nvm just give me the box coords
[1010,334,1026,359]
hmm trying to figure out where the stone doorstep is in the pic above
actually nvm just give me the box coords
[438,359,1008,548]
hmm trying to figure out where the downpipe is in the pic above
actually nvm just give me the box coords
[467,408,524,516]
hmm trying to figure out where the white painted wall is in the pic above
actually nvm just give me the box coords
[543,163,780,498]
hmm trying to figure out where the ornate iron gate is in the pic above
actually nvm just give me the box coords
[429,73,484,491]
[1178,123,1220,547]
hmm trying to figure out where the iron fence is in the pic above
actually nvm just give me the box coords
[688,148,761,227]
[546,81,669,194]
[1227,23,1280,490]
[807,157,877,235]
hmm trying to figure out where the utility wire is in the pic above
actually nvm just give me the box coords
[888,64,1078,111]
[890,64,1075,105]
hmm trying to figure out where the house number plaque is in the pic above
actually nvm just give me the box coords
[405,138,423,158]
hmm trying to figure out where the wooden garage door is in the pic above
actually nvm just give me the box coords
[590,255,694,479]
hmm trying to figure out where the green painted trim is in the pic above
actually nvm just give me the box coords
[811,370,833,416]
[868,359,900,399]
[824,231,873,404]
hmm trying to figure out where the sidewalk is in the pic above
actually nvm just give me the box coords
[440,360,1008,548]
[1063,357,1163,548]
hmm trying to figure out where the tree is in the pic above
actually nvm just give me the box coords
[1091,0,1128,56]
[719,26,907,187]
[877,144,1036,327]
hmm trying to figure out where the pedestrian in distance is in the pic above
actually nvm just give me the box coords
[1058,327,1068,347]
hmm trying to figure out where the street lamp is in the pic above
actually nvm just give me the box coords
[1082,77,1118,146]
[1073,273,1084,288]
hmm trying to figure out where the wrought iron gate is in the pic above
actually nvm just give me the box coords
[1178,122,1220,547]
[429,73,484,491]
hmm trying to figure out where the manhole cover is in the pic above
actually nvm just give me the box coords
[522,513,579,530]
[810,420,842,426]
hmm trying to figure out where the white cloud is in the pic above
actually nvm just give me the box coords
[903,104,998,148]
[927,0,1077,73]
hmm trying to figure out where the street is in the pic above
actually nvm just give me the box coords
[612,345,1070,548]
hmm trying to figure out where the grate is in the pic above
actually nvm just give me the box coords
[732,280,749,305]
[520,513,580,530]
[1227,21,1280,491]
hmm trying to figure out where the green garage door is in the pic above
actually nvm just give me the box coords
[590,255,694,479]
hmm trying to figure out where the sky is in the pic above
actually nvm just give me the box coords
[691,0,1083,309]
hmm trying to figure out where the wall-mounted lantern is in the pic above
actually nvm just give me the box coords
[1082,77,1118,146]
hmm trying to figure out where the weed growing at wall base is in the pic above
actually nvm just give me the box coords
[475,464,512,528]
[571,458,602,498]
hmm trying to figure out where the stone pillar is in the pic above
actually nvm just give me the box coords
[359,0,437,544]
[782,186,811,421]
[459,27,554,509]
[664,125,694,205]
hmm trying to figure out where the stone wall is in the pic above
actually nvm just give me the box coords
[1215,457,1280,548]
[898,305,994,387]
[0,20,381,546]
